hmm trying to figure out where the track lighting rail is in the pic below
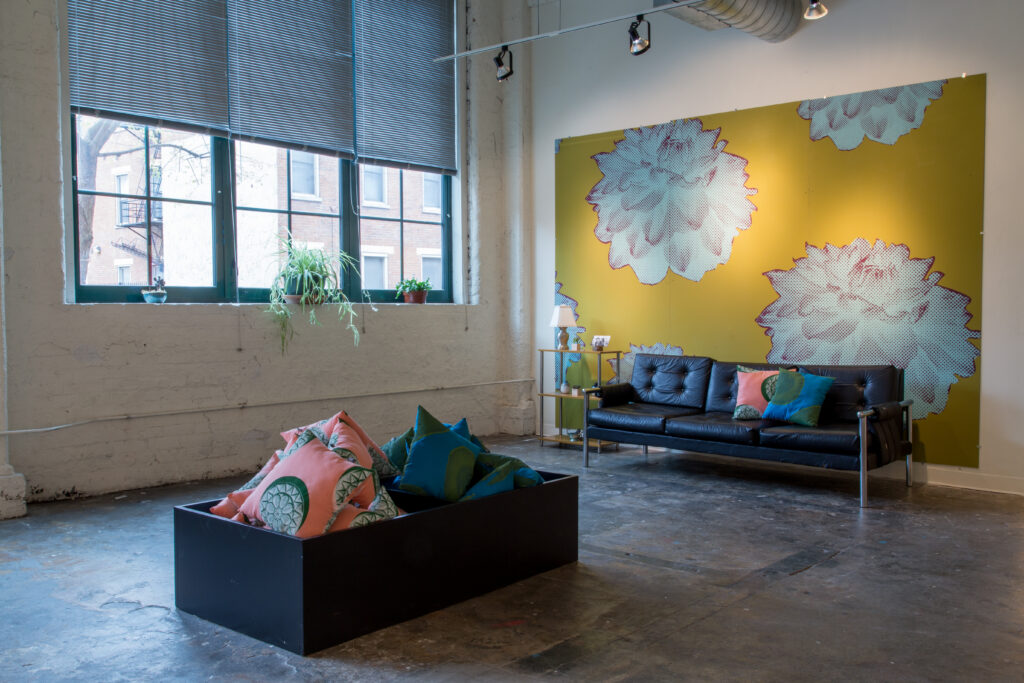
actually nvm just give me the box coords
[433,0,705,62]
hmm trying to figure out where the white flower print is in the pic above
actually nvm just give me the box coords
[587,119,757,285]
[756,239,979,417]
[797,80,946,151]
[617,342,684,383]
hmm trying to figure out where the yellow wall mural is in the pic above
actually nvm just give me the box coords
[554,74,984,468]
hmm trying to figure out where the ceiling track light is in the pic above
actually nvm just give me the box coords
[804,0,828,20]
[494,45,513,82]
[628,14,651,56]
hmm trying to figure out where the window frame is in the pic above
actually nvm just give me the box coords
[289,151,320,201]
[71,114,453,305]
[360,165,388,208]
[421,173,442,214]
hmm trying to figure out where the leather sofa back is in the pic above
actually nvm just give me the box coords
[797,364,903,423]
[630,354,712,408]
[706,361,903,423]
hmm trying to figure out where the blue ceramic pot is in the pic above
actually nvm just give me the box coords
[142,291,167,304]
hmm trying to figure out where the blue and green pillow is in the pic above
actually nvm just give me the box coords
[399,406,482,501]
[762,370,834,427]
[459,461,516,501]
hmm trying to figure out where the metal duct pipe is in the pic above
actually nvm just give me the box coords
[655,0,804,43]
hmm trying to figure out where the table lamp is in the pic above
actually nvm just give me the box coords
[550,304,575,350]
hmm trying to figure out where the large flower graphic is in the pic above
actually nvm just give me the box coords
[553,280,584,382]
[616,342,684,383]
[756,239,979,417]
[797,80,946,151]
[587,119,757,285]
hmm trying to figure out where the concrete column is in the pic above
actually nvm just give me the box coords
[0,8,28,519]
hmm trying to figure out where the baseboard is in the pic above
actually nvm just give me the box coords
[873,460,1024,497]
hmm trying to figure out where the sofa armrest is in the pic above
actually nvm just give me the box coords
[858,400,911,467]
[594,382,637,408]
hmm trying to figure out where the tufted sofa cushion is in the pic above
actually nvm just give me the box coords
[796,365,901,423]
[630,354,713,409]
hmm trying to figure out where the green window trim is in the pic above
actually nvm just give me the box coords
[71,115,453,305]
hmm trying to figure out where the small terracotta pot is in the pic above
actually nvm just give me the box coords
[403,291,428,304]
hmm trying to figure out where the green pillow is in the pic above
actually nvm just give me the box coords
[399,406,481,501]
[448,417,490,453]
[474,452,543,488]
[762,370,835,427]
[459,461,516,501]
[380,427,414,473]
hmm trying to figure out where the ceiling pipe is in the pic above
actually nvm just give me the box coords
[655,0,805,43]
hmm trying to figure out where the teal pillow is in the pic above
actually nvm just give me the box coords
[459,461,515,501]
[399,406,481,501]
[474,452,543,488]
[381,427,414,473]
[447,417,490,453]
[762,370,835,427]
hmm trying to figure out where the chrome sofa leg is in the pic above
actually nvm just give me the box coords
[904,403,914,487]
[642,444,649,456]
[583,414,590,468]
[858,413,869,508]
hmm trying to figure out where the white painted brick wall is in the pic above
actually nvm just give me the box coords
[0,0,538,502]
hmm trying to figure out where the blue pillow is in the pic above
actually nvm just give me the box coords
[447,418,490,453]
[399,406,482,501]
[459,461,515,501]
[762,370,834,427]
[474,452,543,488]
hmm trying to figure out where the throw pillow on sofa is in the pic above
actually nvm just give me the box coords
[762,370,835,427]
[238,435,375,538]
[399,405,482,501]
[733,369,781,420]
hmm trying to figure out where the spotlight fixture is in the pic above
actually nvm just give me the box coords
[628,14,651,56]
[804,0,828,20]
[494,45,513,81]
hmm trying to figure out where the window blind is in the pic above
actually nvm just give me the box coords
[67,0,455,172]
[227,0,354,157]
[67,0,230,135]
[353,0,456,174]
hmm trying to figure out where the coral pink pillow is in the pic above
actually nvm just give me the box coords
[209,452,280,519]
[733,370,781,420]
[239,436,373,538]
[280,410,397,475]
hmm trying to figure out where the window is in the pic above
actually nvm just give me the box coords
[361,255,387,290]
[116,263,132,285]
[422,173,442,213]
[290,151,319,199]
[359,166,449,300]
[72,114,451,303]
[67,0,455,304]
[361,165,387,207]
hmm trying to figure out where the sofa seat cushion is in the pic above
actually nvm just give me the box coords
[664,412,762,445]
[758,423,868,455]
[589,403,701,433]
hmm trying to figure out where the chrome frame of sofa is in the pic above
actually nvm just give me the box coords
[583,389,914,508]
[856,398,914,508]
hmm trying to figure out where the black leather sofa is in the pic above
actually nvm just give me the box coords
[582,354,913,506]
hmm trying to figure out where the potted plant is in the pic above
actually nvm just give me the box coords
[395,277,432,303]
[267,242,360,353]
[141,277,167,303]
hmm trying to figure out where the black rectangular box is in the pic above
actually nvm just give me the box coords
[174,471,578,654]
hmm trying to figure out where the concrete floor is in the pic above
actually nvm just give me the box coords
[2,435,1024,681]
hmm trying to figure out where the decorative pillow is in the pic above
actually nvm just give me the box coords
[762,370,835,427]
[209,452,281,518]
[459,461,515,501]
[448,418,490,453]
[337,410,400,476]
[399,405,481,501]
[327,504,393,532]
[238,435,374,538]
[380,427,414,473]
[733,369,781,420]
[474,452,543,488]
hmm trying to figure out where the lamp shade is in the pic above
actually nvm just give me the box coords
[550,304,575,328]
